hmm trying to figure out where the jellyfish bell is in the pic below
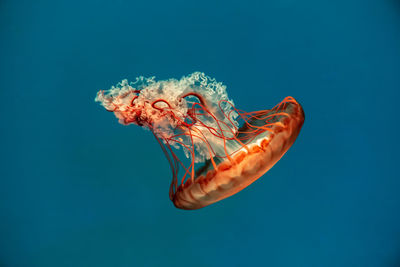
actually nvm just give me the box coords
[173,97,304,209]
[96,72,304,210]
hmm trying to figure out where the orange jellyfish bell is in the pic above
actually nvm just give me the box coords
[95,72,304,210]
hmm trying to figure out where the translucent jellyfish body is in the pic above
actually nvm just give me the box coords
[96,72,304,209]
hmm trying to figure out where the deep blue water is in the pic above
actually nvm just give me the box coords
[1,0,400,266]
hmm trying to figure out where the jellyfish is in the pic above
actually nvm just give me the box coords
[95,72,304,210]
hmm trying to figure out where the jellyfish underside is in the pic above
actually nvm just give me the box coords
[96,73,304,210]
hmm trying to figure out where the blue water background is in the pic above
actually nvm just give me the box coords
[1,0,400,266]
